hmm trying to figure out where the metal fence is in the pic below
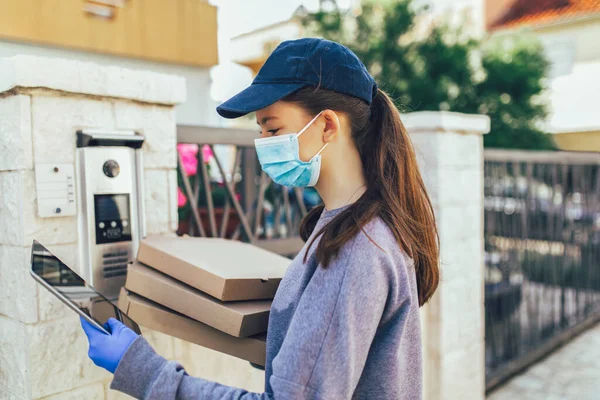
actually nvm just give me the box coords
[484,149,600,390]
[176,125,316,257]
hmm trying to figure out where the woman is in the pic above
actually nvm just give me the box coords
[81,38,439,400]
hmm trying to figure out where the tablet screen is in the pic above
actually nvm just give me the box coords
[31,240,141,334]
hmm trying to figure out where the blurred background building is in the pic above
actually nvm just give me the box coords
[1,1,599,400]
[487,0,600,152]
[0,0,221,127]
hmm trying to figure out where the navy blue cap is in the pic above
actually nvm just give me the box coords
[216,38,377,119]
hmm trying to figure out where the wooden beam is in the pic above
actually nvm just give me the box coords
[484,149,600,165]
[0,0,218,67]
[177,125,257,147]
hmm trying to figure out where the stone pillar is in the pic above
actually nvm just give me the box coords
[0,55,185,399]
[0,55,261,400]
[403,111,490,400]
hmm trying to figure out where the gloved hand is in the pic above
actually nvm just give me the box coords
[80,317,139,373]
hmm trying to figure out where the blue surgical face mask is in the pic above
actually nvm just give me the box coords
[254,111,327,187]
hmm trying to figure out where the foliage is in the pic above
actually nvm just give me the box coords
[301,0,556,150]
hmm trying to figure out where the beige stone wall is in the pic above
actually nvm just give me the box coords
[0,56,264,399]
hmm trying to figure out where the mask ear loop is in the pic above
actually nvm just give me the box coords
[296,111,324,138]
[310,111,339,161]
[296,111,338,163]
[309,142,329,162]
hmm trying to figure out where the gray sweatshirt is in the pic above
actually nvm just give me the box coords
[111,207,423,399]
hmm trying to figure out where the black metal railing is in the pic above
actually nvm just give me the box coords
[484,149,600,390]
[176,125,321,257]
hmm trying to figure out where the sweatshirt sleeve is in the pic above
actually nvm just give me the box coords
[110,234,395,400]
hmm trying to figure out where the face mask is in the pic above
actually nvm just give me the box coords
[254,111,327,187]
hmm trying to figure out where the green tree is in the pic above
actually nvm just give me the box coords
[302,0,556,150]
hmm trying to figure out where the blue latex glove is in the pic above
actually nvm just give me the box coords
[80,317,139,373]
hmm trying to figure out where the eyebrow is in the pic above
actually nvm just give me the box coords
[257,116,279,126]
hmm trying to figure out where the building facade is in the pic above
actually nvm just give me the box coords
[0,0,221,127]
[487,0,600,152]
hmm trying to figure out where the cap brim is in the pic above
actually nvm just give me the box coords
[216,83,306,119]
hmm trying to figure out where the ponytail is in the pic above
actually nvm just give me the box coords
[290,87,439,306]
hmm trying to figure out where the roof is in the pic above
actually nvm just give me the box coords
[491,0,600,30]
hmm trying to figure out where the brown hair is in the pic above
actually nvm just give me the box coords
[285,87,439,307]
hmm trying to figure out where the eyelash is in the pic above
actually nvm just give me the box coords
[258,129,280,135]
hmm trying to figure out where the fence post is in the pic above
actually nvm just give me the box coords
[403,111,490,400]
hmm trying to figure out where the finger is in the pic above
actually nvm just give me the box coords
[80,317,100,340]
[107,317,124,334]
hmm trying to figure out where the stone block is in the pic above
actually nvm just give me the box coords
[439,232,483,285]
[38,383,105,400]
[23,170,78,246]
[139,327,174,360]
[437,168,483,207]
[0,95,32,171]
[403,111,490,136]
[413,150,483,210]
[438,203,483,243]
[105,383,134,400]
[31,95,115,165]
[0,170,79,246]
[0,171,24,246]
[410,132,438,169]
[0,316,30,399]
[167,169,179,232]
[441,341,484,400]
[172,339,265,392]
[0,245,38,323]
[149,71,187,106]
[0,56,186,105]
[438,133,483,170]
[410,131,483,170]
[36,286,71,324]
[0,387,25,400]
[144,170,171,235]
[114,102,177,169]
[28,316,111,399]
[0,171,78,246]
[439,279,484,354]
[416,164,440,207]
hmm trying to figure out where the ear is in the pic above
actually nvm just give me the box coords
[321,110,340,143]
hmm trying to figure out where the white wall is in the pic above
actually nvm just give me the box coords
[532,19,600,133]
[536,19,600,77]
[231,21,302,65]
[0,40,223,127]
[415,0,486,35]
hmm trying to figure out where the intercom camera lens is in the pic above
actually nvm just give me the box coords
[103,160,120,178]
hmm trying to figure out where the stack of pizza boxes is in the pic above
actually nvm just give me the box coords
[118,235,291,367]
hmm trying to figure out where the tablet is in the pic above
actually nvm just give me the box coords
[30,240,141,335]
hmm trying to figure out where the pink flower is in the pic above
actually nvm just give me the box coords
[202,145,214,163]
[177,144,198,176]
[177,187,187,207]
